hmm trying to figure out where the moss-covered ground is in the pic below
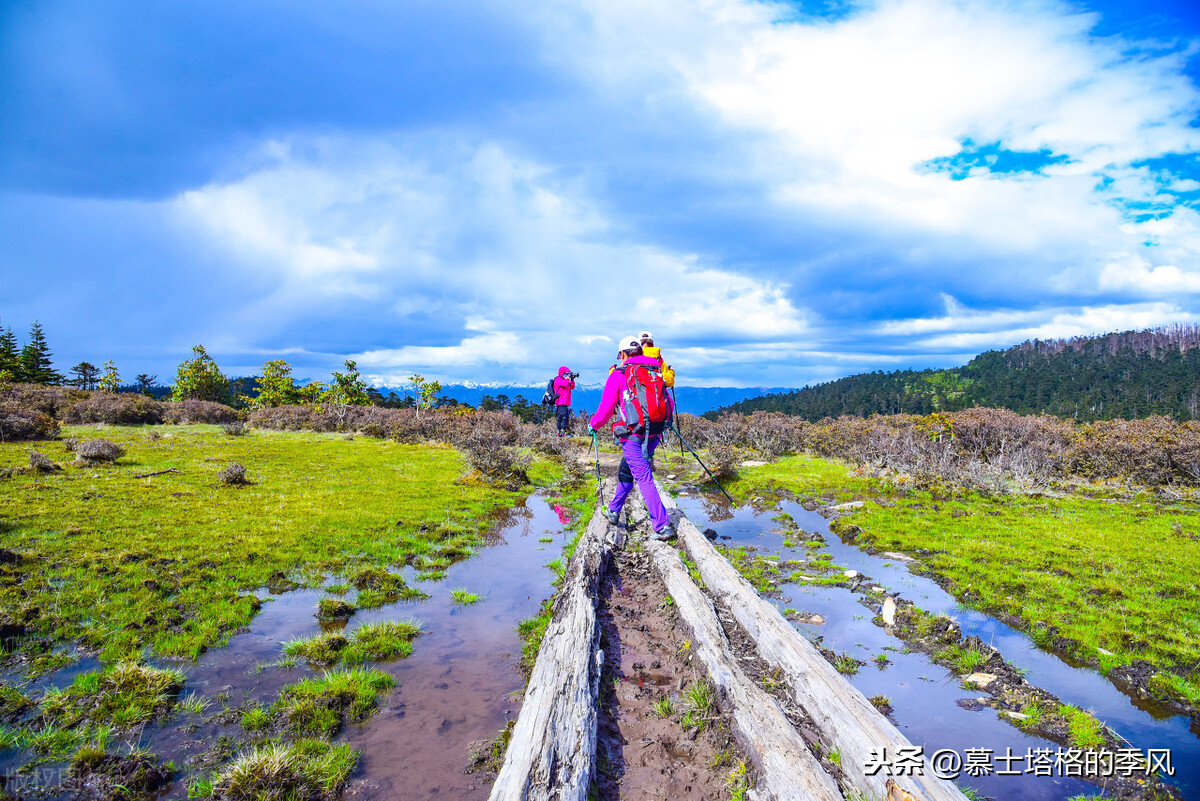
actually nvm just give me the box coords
[730,454,1200,711]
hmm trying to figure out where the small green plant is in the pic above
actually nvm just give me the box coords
[241,704,272,733]
[652,696,674,718]
[538,536,553,543]
[685,681,713,715]
[725,760,751,801]
[869,694,893,714]
[273,668,395,737]
[832,653,860,676]
[873,653,889,667]
[451,588,481,605]
[827,747,842,767]
[316,598,356,620]
[41,662,185,729]
[177,692,210,716]
[1060,704,1106,749]
[937,643,990,673]
[212,739,358,800]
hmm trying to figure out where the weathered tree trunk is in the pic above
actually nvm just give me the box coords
[645,539,844,801]
[488,504,612,801]
[658,487,967,801]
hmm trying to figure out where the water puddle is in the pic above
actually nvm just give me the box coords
[675,493,1198,800]
[3,493,572,800]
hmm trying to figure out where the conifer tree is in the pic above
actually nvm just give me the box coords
[69,362,100,390]
[18,322,62,384]
[0,322,19,381]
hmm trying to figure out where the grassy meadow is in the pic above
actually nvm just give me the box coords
[0,424,530,666]
[731,455,1200,708]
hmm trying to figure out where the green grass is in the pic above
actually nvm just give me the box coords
[239,704,273,733]
[450,588,481,605]
[212,739,358,800]
[0,425,521,664]
[652,696,674,718]
[41,662,185,729]
[738,455,1200,704]
[1059,704,1106,749]
[284,620,422,667]
[316,598,356,620]
[273,667,395,737]
[716,545,781,594]
[937,643,991,673]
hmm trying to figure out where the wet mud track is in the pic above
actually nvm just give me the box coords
[593,543,740,800]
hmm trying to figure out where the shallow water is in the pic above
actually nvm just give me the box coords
[2,494,572,800]
[676,494,1198,800]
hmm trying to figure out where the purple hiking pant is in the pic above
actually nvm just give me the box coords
[608,436,667,531]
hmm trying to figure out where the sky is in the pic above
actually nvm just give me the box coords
[2,0,1199,389]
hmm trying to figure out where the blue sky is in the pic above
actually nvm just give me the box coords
[2,0,1199,389]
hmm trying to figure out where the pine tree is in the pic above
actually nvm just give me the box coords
[19,322,62,384]
[0,322,19,381]
[69,362,100,390]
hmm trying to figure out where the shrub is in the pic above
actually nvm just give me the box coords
[218,462,249,486]
[74,439,124,465]
[28,450,60,472]
[63,393,164,425]
[0,408,59,441]
[222,422,247,437]
[161,399,242,425]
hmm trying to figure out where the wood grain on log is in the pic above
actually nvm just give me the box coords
[658,486,967,801]
[646,539,844,801]
[489,504,612,801]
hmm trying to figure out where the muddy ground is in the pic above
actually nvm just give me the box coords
[593,531,748,800]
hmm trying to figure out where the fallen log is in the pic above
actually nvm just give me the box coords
[489,500,612,801]
[645,539,843,801]
[659,486,967,801]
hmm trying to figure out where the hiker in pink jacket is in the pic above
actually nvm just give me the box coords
[589,335,676,540]
[553,365,576,437]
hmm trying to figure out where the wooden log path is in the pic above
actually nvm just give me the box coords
[491,479,967,801]
[657,484,967,801]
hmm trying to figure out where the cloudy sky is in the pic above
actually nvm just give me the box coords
[2,0,1199,389]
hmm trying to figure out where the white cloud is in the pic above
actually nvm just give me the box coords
[880,299,1198,351]
[172,135,814,383]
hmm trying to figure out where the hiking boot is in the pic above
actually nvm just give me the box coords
[605,508,621,526]
[653,522,677,541]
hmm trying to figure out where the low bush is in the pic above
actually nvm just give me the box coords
[218,462,249,486]
[74,439,124,465]
[62,393,164,425]
[161,399,242,425]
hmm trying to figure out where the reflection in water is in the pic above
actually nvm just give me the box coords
[1,494,573,800]
[675,493,1198,801]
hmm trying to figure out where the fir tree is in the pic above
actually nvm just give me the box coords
[19,322,62,384]
[0,322,19,381]
[69,361,100,390]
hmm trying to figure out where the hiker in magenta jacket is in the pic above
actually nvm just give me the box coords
[589,335,676,540]
[553,366,575,437]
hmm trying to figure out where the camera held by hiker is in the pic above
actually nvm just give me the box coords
[552,366,577,437]
[589,335,676,540]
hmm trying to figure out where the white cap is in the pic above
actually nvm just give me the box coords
[638,330,653,341]
[618,334,642,352]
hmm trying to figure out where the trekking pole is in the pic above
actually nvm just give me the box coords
[590,429,604,508]
[668,422,735,504]
[670,387,683,458]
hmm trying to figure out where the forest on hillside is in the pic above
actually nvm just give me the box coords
[715,325,1200,422]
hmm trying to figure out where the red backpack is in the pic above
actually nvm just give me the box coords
[615,362,671,436]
